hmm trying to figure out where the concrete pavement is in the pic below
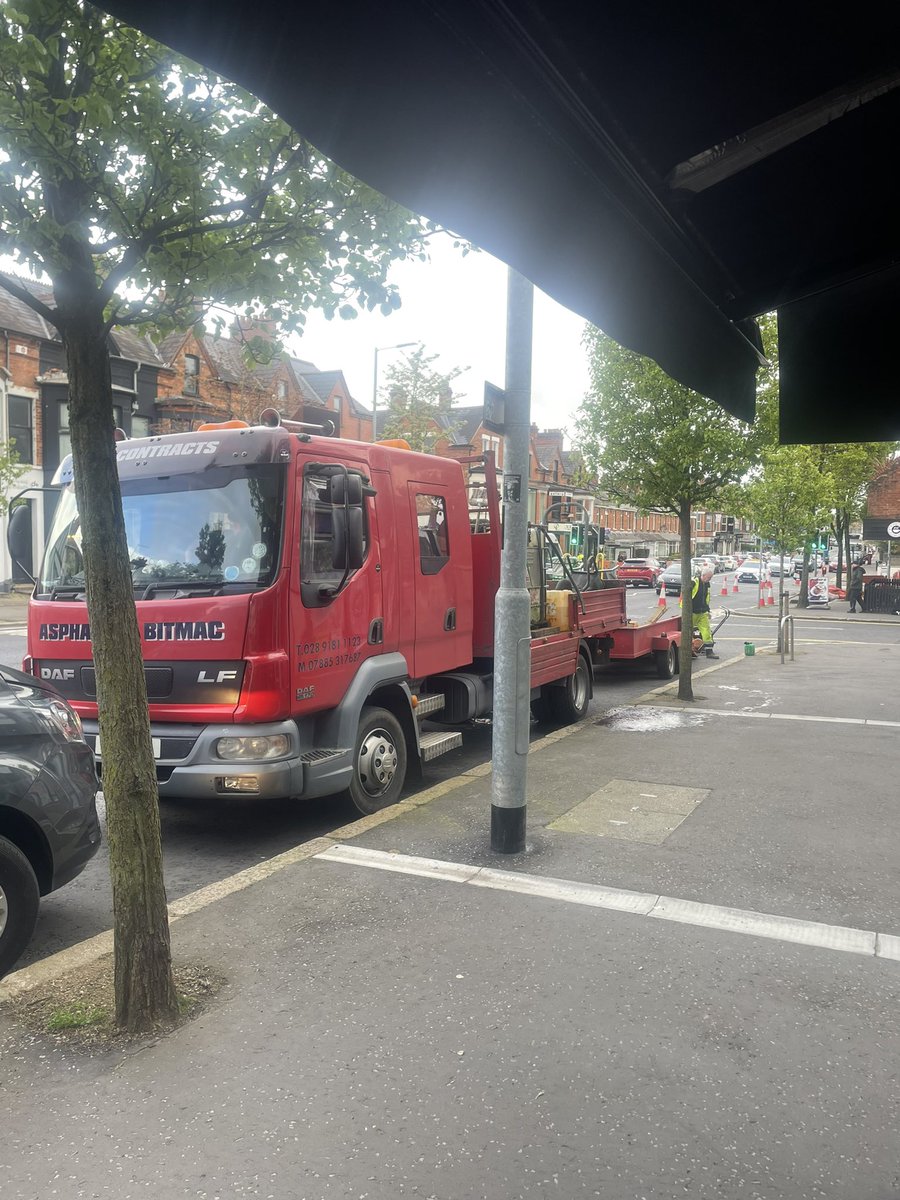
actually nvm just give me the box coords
[3,618,900,1198]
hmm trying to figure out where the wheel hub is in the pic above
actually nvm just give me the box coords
[573,665,588,708]
[0,886,7,939]
[358,729,399,797]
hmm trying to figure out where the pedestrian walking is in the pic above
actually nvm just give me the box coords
[847,561,865,613]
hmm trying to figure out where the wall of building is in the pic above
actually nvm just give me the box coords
[868,460,900,517]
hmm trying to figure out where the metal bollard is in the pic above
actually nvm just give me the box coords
[779,615,795,663]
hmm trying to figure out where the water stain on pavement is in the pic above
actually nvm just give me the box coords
[593,706,706,732]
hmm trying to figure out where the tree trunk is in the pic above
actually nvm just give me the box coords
[59,304,178,1032]
[834,512,844,591]
[844,511,852,584]
[677,502,694,700]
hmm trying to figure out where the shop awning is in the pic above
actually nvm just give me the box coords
[100,1,900,442]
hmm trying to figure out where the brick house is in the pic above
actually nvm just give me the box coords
[1,272,753,586]
[153,320,372,441]
[867,458,900,519]
[1,276,164,586]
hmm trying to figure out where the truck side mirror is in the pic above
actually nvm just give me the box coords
[329,473,363,505]
[7,504,34,579]
[332,507,364,571]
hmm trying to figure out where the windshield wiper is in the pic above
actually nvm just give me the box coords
[135,578,223,599]
[49,585,86,601]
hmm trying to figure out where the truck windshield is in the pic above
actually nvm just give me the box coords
[40,464,284,597]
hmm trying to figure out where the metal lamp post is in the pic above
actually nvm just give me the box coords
[372,342,416,441]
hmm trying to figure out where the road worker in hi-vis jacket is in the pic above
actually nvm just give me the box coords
[682,566,719,659]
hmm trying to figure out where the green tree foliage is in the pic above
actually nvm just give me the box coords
[381,344,467,453]
[739,445,834,579]
[578,329,762,698]
[0,0,431,1031]
[0,441,26,516]
[819,443,895,588]
[734,317,896,598]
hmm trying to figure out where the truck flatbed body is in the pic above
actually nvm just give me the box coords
[606,615,681,660]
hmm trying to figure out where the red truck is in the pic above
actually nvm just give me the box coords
[18,415,682,814]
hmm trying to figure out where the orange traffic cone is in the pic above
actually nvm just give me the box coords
[732,575,739,592]
[758,584,766,607]
[766,581,775,605]
[657,589,667,608]
[720,576,728,596]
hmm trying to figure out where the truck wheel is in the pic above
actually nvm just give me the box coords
[345,707,408,816]
[0,837,40,980]
[548,655,591,724]
[655,642,679,679]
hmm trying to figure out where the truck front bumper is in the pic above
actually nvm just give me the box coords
[82,719,353,801]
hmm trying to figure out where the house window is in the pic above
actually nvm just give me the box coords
[131,415,150,439]
[58,401,71,462]
[7,396,33,464]
[184,354,200,396]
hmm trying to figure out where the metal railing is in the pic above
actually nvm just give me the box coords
[862,579,900,614]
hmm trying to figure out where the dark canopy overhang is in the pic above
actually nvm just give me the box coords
[101,0,900,442]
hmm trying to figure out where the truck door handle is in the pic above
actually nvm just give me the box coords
[368,618,384,645]
[443,607,457,631]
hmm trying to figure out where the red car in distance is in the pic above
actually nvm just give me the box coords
[615,557,662,587]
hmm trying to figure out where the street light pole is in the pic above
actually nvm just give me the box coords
[372,342,416,442]
[490,267,534,854]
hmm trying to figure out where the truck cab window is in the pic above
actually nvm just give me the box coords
[416,493,449,575]
[300,472,368,606]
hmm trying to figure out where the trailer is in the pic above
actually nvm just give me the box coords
[533,580,682,694]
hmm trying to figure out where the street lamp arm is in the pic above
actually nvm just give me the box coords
[372,342,417,442]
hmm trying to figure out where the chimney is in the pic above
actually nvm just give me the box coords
[232,313,278,346]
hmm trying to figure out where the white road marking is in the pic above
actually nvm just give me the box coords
[651,705,900,730]
[316,844,900,963]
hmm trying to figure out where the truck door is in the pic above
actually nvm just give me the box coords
[292,459,384,714]
[408,484,471,677]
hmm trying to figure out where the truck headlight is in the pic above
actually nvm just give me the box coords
[215,734,290,761]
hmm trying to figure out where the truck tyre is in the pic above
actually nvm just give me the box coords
[344,706,408,816]
[547,654,591,724]
[0,837,40,980]
[655,642,679,679]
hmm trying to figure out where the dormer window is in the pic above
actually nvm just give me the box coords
[183,354,200,396]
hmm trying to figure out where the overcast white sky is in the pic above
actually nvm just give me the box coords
[2,235,592,443]
[289,236,592,443]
